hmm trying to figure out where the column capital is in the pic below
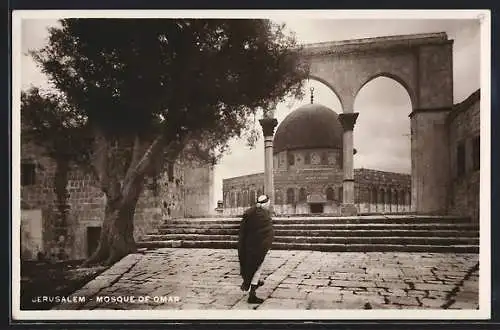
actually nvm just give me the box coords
[259,118,278,137]
[338,112,359,131]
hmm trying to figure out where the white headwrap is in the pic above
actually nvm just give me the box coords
[256,194,270,207]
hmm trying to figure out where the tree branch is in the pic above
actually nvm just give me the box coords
[120,134,166,206]
[124,134,145,179]
[120,132,192,206]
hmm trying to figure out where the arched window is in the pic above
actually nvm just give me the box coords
[379,188,385,204]
[237,192,242,207]
[304,152,311,165]
[243,190,248,207]
[371,187,378,204]
[326,187,334,201]
[399,190,405,205]
[275,190,283,205]
[321,152,328,165]
[299,188,307,202]
[250,190,256,205]
[288,153,295,166]
[286,188,295,204]
[231,191,237,207]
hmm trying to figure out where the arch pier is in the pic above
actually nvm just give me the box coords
[338,112,359,216]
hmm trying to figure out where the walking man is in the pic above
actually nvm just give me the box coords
[238,194,274,304]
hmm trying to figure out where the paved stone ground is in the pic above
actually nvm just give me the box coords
[53,248,479,310]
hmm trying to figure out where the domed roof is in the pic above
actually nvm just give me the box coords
[273,103,343,154]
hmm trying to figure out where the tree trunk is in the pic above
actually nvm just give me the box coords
[84,129,191,266]
[84,188,140,266]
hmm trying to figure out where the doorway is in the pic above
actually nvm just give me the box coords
[87,226,101,257]
[310,203,324,214]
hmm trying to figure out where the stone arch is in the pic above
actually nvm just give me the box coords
[302,33,453,214]
[379,188,385,204]
[243,190,248,207]
[394,189,399,206]
[249,190,256,204]
[286,188,295,204]
[326,187,335,201]
[371,186,378,205]
[231,191,237,208]
[385,189,391,205]
[237,191,242,207]
[354,72,416,108]
[304,152,311,165]
[399,189,406,205]
[298,188,307,203]
[308,75,345,110]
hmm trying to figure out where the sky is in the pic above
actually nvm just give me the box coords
[19,15,482,208]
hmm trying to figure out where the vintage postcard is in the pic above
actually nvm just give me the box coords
[11,9,491,321]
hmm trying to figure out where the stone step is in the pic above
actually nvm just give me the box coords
[164,215,471,226]
[141,233,479,245]
[137,240,478,253]
[274,229,479,237]
[155,227,478,237]
[148,233,480,244]
[157,223,478,232]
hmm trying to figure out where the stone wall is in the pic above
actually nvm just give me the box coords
[447,90,480,223]
[410,109,451,214]
[20,140,213,260]
[183,164,215,217]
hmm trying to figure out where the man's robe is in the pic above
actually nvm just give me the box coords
[238,206,274,290]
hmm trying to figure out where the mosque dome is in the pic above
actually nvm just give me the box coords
[273,103,344,154]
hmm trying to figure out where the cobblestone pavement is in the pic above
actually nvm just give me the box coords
[54,248,479,310]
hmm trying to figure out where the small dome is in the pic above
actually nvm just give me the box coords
[273,103,343,154]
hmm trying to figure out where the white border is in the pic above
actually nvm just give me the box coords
[11,9,491,321]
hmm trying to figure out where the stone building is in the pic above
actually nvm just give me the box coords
[222,102,412,216]
[223,88,480,221]
[20,140,214,261]
[446,90,481,222]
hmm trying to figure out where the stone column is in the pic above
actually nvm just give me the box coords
[259,118,278,211]
[338,112,359,216]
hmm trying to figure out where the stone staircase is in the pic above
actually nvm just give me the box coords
[137,215,479,253]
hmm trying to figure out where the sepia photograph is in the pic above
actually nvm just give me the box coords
[11,9,490,320]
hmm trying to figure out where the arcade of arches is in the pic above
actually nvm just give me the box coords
[222,32,480,222]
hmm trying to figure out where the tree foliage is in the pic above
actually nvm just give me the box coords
[26,18,309,265]
[21,87,92,166]
[32,19,308,154]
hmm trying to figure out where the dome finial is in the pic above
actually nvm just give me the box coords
[310,87,315,104]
